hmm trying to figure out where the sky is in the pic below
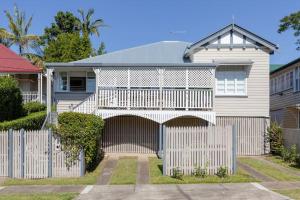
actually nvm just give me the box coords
[0,0,299,64]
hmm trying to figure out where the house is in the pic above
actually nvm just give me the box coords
[46,24,278,156]
[270,57,300,128]
[0,44,44,103]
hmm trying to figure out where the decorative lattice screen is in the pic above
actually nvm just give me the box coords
[98,67,215,88]
[130,68,160,87]
[163,68,186,88]
[98,68,128,87]
[188,68,214,88]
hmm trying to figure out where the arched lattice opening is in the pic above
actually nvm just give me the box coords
[164,116,209,127]
[102,115,159,154]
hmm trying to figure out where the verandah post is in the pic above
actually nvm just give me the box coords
[232,124,237,174]
[163,125,167,176]
[8,129,13,178]
[158,123,163,158]
[48,129,52,178]
[20,129,25,178]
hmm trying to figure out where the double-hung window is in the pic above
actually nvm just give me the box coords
[58,72,68,91]
[216,66,247,96]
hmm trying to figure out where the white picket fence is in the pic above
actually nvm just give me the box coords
[0,130,84,179]
[163,126,236,176]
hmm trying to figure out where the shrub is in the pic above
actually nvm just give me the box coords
[267,122,284,155]
[23,102,46,114]
[56,112,104,171]
[0,111,46,130]
[280,145,299,164]
[0,76,24,122]
[193,164,208,178]
[216,166,228,178]
[171,167,183,180]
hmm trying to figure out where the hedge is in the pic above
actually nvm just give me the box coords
[0,76,24,121]
[23,102,46,115]
[0,111,46,131]
[56,112,104,171]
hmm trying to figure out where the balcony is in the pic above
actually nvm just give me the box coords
[98,88,213,110]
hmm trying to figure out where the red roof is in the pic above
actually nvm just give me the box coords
[0,44,41,73]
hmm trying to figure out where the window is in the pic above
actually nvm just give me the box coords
[295,67,300,92]
[59,72,68,91]
[216,68,247,96]
[56,71,96,92]
[86,72,96,92]
[70,77,86,91]
[271,70,294,95]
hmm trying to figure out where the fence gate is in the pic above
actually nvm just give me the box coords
[0,129,83,179]
[163,126,236,176]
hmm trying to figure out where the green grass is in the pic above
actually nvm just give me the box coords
[239,157,300,181]
[4,160,104,186]
[109,157,137,185]
[265,155,300,172]
[149,157,257,184]
[0,193,77,200]
[274,189,300,200]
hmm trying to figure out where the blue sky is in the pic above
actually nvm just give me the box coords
[0,0,299,64]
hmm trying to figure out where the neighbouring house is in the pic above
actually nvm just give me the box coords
[270,58,300,152]
[0,44,44,103]
[46,23,278,156]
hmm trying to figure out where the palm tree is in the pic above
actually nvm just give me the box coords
[77,8,105,37]
[4,5,40,54]
[0,28,12,47]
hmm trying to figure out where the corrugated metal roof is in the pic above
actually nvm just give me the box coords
[270,64,283,73]
[0,44,41,73]
[270,57,300,74]
[72,41,191,64]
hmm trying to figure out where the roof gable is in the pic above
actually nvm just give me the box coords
[73,41,191,64]
[185,24,278,56]
[0,44,40,73]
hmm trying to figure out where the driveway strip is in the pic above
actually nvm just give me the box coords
[97,156,118,185]
[136,156,149,184]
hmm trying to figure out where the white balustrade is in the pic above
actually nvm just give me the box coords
[21,91,39,103]
[98,88,213,110]
[73,93,96,114]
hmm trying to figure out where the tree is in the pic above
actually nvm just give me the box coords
[3,5,40,54]
[278,11,300,50]
[77,8,105,37]
[97,42,107,55]
[42,11,80,44]
[44,33,92,62]
[0,76,24,122]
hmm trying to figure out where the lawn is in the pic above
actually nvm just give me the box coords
[274,189,300,200]
[109,157,137,185]
[149,157,257,184]
[0,193,77,200]
[239,157,300,181]
[265,155,300,172]
[3,159,104,186]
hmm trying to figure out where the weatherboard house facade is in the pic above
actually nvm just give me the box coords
[46,24,277,156]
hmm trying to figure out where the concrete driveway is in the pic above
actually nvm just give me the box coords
[76,183,290,200]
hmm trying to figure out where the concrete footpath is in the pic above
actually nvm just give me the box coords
[76,183,290,200]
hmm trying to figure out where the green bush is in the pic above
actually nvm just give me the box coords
[56,112,104,172]
[216,166,228,178]
[280,145,299,164]
[171,167,183,180]
[0,111,46,130]
[0,76,24,122]
[23,102,46,114]
[267,122,284,155]
[193,163,208,178]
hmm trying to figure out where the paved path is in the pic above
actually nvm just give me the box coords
[237,160,276,182]
[97,156,118,185]
[76,183,290,200]
[0,185,84,194]
[136,156,149,184]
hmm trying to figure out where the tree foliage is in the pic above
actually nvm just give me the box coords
[267,122,284,155]
[42,11,81,44]
[3,5,40,54]
[44,32,92,62]
[0,76,24,122]
[278,11,300,50]
[97,41,107,55]
[77,8,105,37]
[56,112,104,171]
